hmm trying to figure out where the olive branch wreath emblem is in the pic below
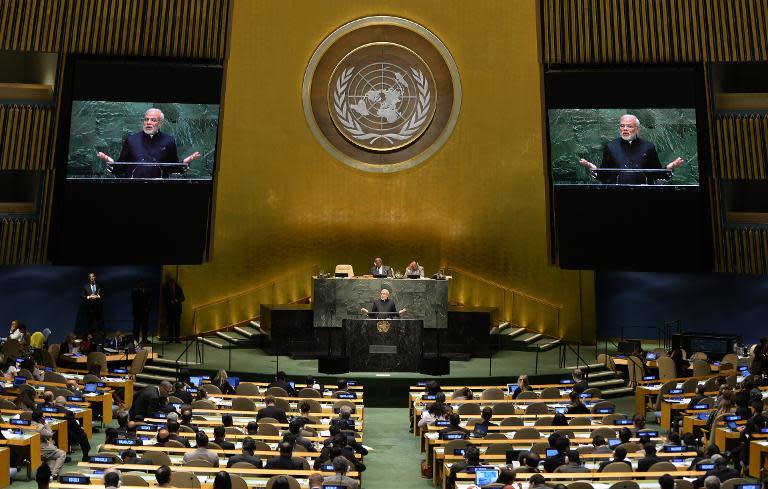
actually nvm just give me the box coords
[333,66,431,145]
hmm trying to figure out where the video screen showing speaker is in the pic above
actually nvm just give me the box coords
[549,108,698,187]
[545,66,711,271]
[51,57,223,265]
[67,101,218,180]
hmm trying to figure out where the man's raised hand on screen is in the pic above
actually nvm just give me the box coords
[183,151,202,164]
[578,158,597,171]
[666,157,684,170]
[96,152,114,164]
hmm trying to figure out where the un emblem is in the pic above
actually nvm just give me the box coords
[376,320,391,333]
[330,44,436,151]
[303,16,461,172]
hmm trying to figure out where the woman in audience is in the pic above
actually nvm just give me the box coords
[212,471,231,489]
[8,320,23,341]
[212,370,236,394]
[418,395,447,429]
[511,374,532,399]
[15,388,37,411]
[2,356,18,379]
[59,332,78,356]
[565,390,590,415]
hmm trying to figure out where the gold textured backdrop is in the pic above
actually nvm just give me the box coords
[173,0,596,342]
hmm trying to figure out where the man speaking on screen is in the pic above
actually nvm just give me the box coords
[96,108,201,178]
[577,114,684,185]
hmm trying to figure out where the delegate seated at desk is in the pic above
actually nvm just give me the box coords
[360,289,406,318]
[369,257,393,277]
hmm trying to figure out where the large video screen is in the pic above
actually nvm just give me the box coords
[67,101,219,180]
[51,57,223,265]
[549,108,698,186]
[545,66,711,271]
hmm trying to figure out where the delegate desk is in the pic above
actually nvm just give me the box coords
[749,440,768,478]
[344,318,423,372]
[455,471,705,489]
[313,276,449,329]
[0,429,41,470]
[60,351,157,366]
[0,447,9,489]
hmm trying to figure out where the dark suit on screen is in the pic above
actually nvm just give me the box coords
[114,132,184,178]
[599,137,662,184]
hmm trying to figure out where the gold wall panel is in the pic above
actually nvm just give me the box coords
[542,0,768,63]
[175,0,596,343]
[0,0,228,59]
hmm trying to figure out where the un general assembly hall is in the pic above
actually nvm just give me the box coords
[1,1,768,488]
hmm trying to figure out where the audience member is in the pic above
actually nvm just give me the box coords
[265,441,304,469]
[637,443,661,472]
[55,395,91,461]
[268,371,297,396]
[31,409,66,479]
[226,437,263,468]
[438,413,470,438]
[597,446,631,472]
[257,396,288,423]
[182,432,219,466]
[103,470,121,489]
[213,425,236,450]
[322,456,360,489]
[212,370,236,395]
[212,471,231,489]
[155,465,172,488]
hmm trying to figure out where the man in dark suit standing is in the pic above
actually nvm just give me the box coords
[81,272,104,333]
[369,257,393,277]
[131,278,151,344]
[130,381,172,420]
[578,114,684,184]
[360,288,406,318]
[163,277,184,343]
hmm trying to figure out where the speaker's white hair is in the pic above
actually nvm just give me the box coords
[619,114,640,127]
[145,108,165,122]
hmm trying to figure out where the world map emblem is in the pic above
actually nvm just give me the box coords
[303,16,462,172]
[329,43,436,151]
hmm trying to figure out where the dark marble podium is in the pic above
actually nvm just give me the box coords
[313,277,448,329]
[344,318,423,372]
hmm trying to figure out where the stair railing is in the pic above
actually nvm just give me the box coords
[559,341,593,378]
[174,336,203,377]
